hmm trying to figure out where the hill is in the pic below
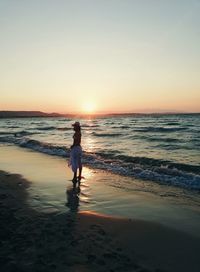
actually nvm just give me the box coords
[0,111,63,118]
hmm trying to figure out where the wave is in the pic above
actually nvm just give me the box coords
[138,135,182,143]
[134,127,187,133]
[57,126,100,131]
[0,131,16,135]
[111,125,130,129]
[156,145,181,151]
[19,138,69,157]
[165,122,181,126]
[36,126,56,131]
[32,125,100,131]
[105,154,200,174]
[0,130,36,136]
[5,126,20,129]
[0,135,199,190]
[56,127,72,131]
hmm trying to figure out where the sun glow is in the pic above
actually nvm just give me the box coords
[82,101,96,114]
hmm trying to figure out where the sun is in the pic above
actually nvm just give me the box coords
[82,101,96,114]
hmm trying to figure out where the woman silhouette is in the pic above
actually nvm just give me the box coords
[70,121,82,183]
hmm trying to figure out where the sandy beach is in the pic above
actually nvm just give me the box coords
[0,146,200,272]
[1,0,200,270]
[1,0,200,269]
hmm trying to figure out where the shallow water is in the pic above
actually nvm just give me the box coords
[0,145,199,238]
[0,114,199,190]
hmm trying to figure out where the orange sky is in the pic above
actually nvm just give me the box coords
[0,1,200,114]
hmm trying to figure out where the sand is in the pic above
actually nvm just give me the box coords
[1,144,199,238]
[0,170,200,272]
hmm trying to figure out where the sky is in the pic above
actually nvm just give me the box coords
[0,0,200,114]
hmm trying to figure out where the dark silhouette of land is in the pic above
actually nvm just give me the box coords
[0,111,63,118]
[0,110,199,119]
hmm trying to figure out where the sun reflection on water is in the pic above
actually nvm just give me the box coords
[83,134,95,153]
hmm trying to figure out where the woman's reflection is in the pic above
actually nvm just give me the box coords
[66,182,80,213]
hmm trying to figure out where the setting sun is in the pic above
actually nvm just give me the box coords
[82,101,96,114]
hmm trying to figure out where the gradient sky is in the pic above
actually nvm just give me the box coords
[0,0,200,113]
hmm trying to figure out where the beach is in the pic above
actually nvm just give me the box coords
[1,0,200,269]
[0,144,200,272]
[1,0,200,270]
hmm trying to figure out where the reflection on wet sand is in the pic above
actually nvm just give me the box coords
[66,182,80,213]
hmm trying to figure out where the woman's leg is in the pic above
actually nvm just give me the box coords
[73,170,77,182]
[71,148,78,182]
[78,156,82,180]
[78,165,82,180]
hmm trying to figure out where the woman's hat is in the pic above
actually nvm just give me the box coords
[72,121,81,127]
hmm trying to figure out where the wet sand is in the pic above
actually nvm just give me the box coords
[0,170,200,272]
[1,144,199,239]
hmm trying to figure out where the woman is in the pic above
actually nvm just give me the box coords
[70,121,82,183]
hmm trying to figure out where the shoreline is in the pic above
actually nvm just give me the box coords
[1,170,200,272]
[0,144,200,238]
[0,137,199,191]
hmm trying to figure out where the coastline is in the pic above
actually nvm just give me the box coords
[1,170,200,272]
[1,144,199,236]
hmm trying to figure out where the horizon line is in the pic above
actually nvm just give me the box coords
[0,109,200,116]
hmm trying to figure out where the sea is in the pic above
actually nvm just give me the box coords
[0,114,200,191]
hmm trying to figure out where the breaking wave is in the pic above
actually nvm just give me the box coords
[134,127,187,133]
[0,135,199,190]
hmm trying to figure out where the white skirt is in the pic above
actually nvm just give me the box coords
[69,146,82,173]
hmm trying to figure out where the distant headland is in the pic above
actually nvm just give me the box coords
[0,110,199,118]
[0,111,64,118]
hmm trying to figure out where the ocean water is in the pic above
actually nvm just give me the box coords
[0,114,200,190]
